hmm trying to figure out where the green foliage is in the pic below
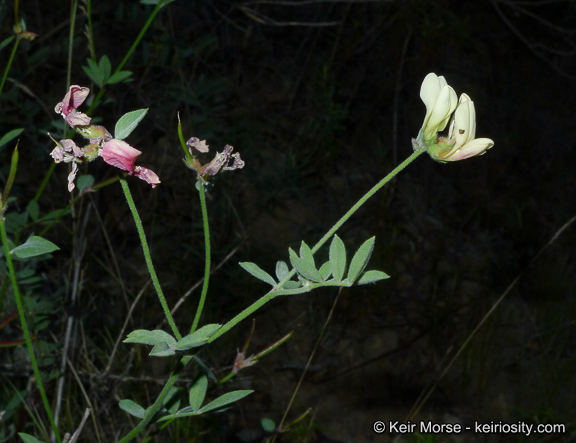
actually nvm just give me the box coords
[0,129,24,148]
[188,375,208,412]
[329,234,346,282]
[10,236,59,259]
[239,262,277,286]
[82,55,132,88]
[18,433,45,443]
[123,324,223,357]
[119,399,146,419]
[114,109,149,140]
[174,324,221,351]
[261,417,276,433]
[240,235,389,292]
[158,388,253,421]
[76,174,94,191]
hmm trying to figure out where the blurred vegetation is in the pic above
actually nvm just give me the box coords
[2,0,576,441]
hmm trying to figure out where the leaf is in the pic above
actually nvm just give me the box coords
[189,375,208,412]
[167,396,181,414]
[108,70,133,84]
[18,434,44,443]
[329,235,346,282]
[299,241,315,268]
[82,58,105,88]
[149,341,176,357]
[123,329,177,347]
[0,36,15,51]
[275,261,290,281]
[99,55,112,80]
[175,324,221,351]
[289,248,322,282]
[199,390,253,413]
[77,174,95,191]
[239,262,276,286]
[26,200,39,222]
[11,236,59,259]
[282,281,302,290]
[119,399,145,419]
[347,237,375,284]
[261,417,276,432]
[319,262,332,281]
[356,270,390,285]
[114,108,149,140]
[0,128,24,148]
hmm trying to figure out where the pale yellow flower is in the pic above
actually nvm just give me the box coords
[435,94,494,162]
[420,73,458,144]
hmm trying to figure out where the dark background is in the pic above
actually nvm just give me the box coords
[1,0,576,441]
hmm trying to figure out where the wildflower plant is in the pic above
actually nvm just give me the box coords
[3,71,495,442]
[50,85,160,191]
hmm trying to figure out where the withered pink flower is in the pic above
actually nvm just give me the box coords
[55,85,91,127]
[49,138,100,192]
[50,139,84,163]
[186,137,209,153]
[200,145,244,177]
[133,166,161,188]
[101,139,160,188]
[186,137,245,182]
[68,163,78,192]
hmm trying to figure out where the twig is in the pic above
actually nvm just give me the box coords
[64,408,91,443]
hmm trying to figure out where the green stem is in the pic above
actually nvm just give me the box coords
[67,0,78,89]
[0,218,62,443]
[190,182,211,333]
[208,148,426,342]
[0,37,20,97]
[120,178,181,340]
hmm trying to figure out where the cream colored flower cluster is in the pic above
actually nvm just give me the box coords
[418,73,494,162]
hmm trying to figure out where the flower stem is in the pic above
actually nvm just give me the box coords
[208,147,427,342]
[0,218,62,443]
[120,178,181,340]
[311,147,426,254]
[190,182,211,333]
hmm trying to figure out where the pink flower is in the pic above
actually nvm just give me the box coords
[50,139,83,163]
[101,139,160,187]
[185,137,245,183]
[55,85,91,127]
